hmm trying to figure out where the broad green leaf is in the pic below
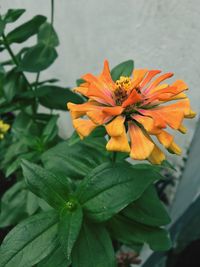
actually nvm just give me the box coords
[38,22,59,47]
[3,67,27,102]
[6,151,39,177]
[109,215,172,251]
[38,245,70,267]
[21,160,70,210]
[72,222,116,267]
[77,162,162,222]
[6,15,46,44]
[0,181,27,227]
[3,9,25,23]
[41,138,110,179]
[19,43,57,72]
[0,211,59,267]
[26,191,39,215]
[59,206,83,259]
[76,78,85,86]
[111,60,134,81]
[122,186,171,227]
[37,85,84,110]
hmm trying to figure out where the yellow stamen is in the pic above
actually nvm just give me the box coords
[115,76,132,91]
[0,120,10,140]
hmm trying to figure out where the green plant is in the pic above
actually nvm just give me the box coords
[0,3,195,267]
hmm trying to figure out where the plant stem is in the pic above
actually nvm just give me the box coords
[2,33,33,92]
[112,152,117,163]
[51,0,54,26]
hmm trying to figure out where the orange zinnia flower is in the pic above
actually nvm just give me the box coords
[67,60,196,164]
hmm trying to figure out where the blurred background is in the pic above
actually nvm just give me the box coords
[1,1,200,266]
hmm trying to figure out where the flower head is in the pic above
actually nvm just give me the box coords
[0,120,10,139]
[67,60,196,164]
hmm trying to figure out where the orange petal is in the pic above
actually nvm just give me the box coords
[74,86,88,97]
[99,60,115,91]
[156,130,174,148]
[105,115,125,137]
[148,145,166,164]
[129,123,154,160]
[87,110,112,125]
[139,70,161,88]
[133,115,154,132]
[122,89,142,108]
[145,72,174,94]
[67,102,101,119]
[102,106,124,116]
[139,109,167,129]
[106,129,130,153]
[73,119,97,139]
[168,142,182,155]
[131,69,148,88]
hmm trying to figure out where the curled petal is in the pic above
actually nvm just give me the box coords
[105,115,125,137]
[139,70,161,89]
[106,129,130,153]
[168,142,182,155]
[122,90,142,108]
[131,69,148,88]
[72,119,97,139]
[156,130,173,148]
[87,110,112,125]
[148,145,166,164]
[102,106,124,116]
[145,72,174,94]
[129,122,154,160]
[178,124,187,134]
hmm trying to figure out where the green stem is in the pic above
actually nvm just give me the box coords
[112,152,117,163]
[51,0,54,26]
[2,33,33,92]
[33,72,40,113]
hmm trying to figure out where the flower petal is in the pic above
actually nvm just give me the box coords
[122,89,142,108]
[129,122,154,160]
[148,145,166,164]
[168,142,182,155]
[106,129,130,153]
[73,119,97,139]
[156,130,173,148]
[105,115,125,137]
[131,69,148,88]
[145,72,174,94]
[139,70,161,89]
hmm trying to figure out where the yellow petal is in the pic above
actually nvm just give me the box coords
[185,110,196,118]
[178,124,187,134]
[105,116,125,137]
[168,142,182,155]
[106,129,130,153]
[73,119,97,139]
[129,123,154,160]
[156,130,173,148]
[148,145,166,164]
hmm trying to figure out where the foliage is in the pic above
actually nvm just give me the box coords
[0,6,173,267]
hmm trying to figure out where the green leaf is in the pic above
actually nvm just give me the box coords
[72,222,116,267]
[3,67,27,102]
[42,115,59,143]
[6,15,47,44]
[122,185,171,227]
[59,206,83,259]
[76,78,85,86]
[0,19,5,36]
[0,211,59,267]
[21,160,70,210]
[77,162,162,222]
[37,85,84,110]
[0,181,27,227]
[5,151,39,177]
[111,60,134,81]
[109,215,172,251]
[19,43,57,72]
[38,22,59,47]
[41,138,110,179]
[3,9,25,23]
[38,245,70,267]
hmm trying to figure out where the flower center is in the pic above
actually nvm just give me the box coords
[114,76,132,105]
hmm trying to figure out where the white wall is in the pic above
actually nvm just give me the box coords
[1,0,199,164]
